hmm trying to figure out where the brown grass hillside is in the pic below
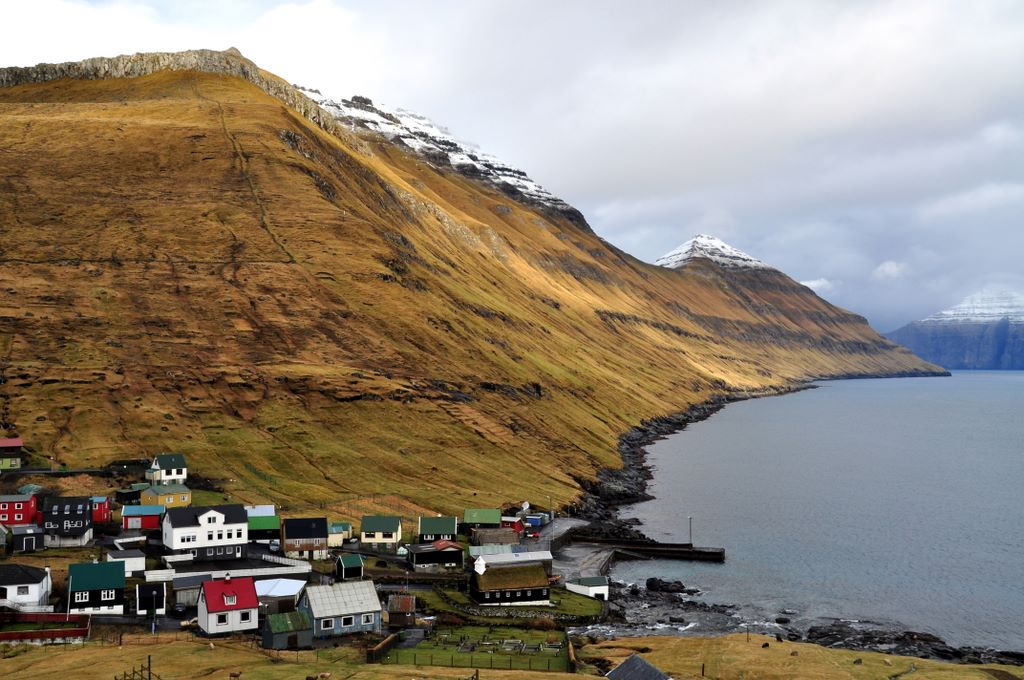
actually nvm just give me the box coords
[0,58,941,518]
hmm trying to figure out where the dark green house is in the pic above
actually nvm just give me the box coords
[262,610,313,650]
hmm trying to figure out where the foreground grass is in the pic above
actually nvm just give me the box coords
[581,634,1023,679]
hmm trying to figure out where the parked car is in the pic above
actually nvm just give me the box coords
[269,539,280,552]
[171,602,188,618]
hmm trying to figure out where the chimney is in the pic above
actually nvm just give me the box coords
[224,572,231,583]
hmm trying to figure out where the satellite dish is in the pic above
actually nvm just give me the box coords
[522,501,530,512]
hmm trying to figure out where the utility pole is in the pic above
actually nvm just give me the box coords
[689,516,693,545]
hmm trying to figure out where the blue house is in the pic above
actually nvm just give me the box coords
[298,580,381,639]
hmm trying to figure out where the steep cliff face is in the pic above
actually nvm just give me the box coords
[887,290,1024,370]
[0,50,942,516]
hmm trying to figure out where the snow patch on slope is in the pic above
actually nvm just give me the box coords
[655,234,773,270]
[921,288,1024,324]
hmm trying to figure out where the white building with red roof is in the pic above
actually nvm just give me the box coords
[197,575,258,635]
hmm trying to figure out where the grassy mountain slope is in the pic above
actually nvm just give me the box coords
[0,56,941,518]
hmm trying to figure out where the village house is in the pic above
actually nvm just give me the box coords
[336,553,364,581]
[68,561,126,615]
[417,515,458,542]
[359,515,402,549]
[280,517,329,560]
[140,483,192,509]
[162,505,248,562]
[197,575,259,636]
[472,549,553,575]
[500,516,525,536]
[255,578,306,615]
[91,496,112,524]
[115,482,151,506]
[0,437,23,471]
[0,564,51,609]
[471,527,519,546]
[470,562,550,606]
[462,508,501,533]
[10,524,44,553]
[299,580,382,640]
[327,521,353,547]
[0,493,37,526]
[605,654,673,680]
[136,582,166,616]
[262,610,313,650]
[407,540,466,571]
[567,575,610,600]
[106,549,146,577]
[40,496,94,547]
[121,504,164,530]
[386,594,416,628]
[145,452,188,486]
[247,514,280,543]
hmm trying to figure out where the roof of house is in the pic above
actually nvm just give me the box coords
[255,578,307,599]
[248,515,280,531]
[418,516,457,535]
[468,544,514,557]
[475,564,549,591]
[266,610,312,634]
[473,527,519,545]
[282,517,328,540]
[361,515,401,534]
[0,437,23,448]
[572,576,610,587]
[407,540,463,554]
[303,580,381,619]
[329,521,352,533]
[337,553,364,569]
[91,496,109,504]
[165,504,247,528]
[463,508,501,525]
[12,524,42,535]
[107,549,146,560]
[152,453,187,470]
[201,577,258,613]
[387,594,416,613]
[122,505,165,517]
[40,496,92,511]
[476,551,552,568]
[142,483,191,495]
[69,561,125,592]
[605,654,671,680]
[17,484,43,496]
[244,504,276,517]
[0,494,34,502]
[0,564,48,586]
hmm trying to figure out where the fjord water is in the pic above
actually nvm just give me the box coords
[613,372,1024,649]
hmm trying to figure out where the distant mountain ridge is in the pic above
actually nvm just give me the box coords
[887,289,1024,370]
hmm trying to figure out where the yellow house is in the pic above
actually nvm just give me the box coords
[141,483,191,509]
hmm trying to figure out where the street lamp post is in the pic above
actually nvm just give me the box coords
[688,516,693,545]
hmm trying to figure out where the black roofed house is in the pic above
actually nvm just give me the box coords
[11,524,44,553]
[417,515,457,543]
[605,654,673,680]
[336,553,364,581]
[162,504,248,562]
[0,564,52,609]
[145,452,188,486]
[115,482,151,506]
[68,560,126,615]
[280,517,329,560]
[136,582,166,616]
[407,540,465,572]
[40,496,94,547]
[360,515,402,550]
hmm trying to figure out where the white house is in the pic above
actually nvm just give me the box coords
[145,453,188,486]
[162,505,248,562]
[197,575,259,635]
[106,548,147,577]
[566,575,610,600]
[0,564,51,610]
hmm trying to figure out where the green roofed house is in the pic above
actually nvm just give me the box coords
[262,610,313,650]
[418,515,458,543]
[145,452,187,486]
[360,516,402,549]
[336,553,364,581]
[68,561,126,615]
[248,514,281,543]
[462,508,501,532]
[328,521,353,547]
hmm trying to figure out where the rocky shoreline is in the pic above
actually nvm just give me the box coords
[572,378,1022,667]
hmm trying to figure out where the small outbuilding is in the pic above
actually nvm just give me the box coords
[10,524,44,553]
[471,527,519,546]
[136,582,167,616]
[255,578,306,615]
[567,575,610,600]
[605,653,672,680]
[106,549,147,577]
[327,521,353,547]
[262,610,313,650]
[386,593,416,628]
[336,553,364,581]
[407,540,465,571]
[121,505,164,530]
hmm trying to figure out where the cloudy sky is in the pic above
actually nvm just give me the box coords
[3,0,1023,331]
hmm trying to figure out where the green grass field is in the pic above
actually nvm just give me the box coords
[382,626,569,673]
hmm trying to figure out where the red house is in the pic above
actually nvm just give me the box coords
[91,497,112,524]
[0,494,37,526]
[500,516,525,536]
[121,505,164,530]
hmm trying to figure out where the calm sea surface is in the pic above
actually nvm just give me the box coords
[613,372,1024,649]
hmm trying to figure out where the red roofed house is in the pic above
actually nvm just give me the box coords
[197,575,259,635]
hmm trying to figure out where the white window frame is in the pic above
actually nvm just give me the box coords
[321,618,334,630]
[341,615,354,627]
[74,591,89,603]
[240,610,251,623]
[361,613,374,625]
[101,589,115,601]
[17,586,29,595]
[224,595,236,606]
[216,613,228,626]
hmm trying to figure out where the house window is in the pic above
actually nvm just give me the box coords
[321,618,334,630]
[217,613,227,625]
[542,589,548,596]
[526,590,532,596]
[207,532,214,541]
[341,615,354,627]
[14,514,22,521]
[382,532,393,539]
[225,595,236,606]
[14,503,22,509]
[516,591,522,597]
[216,547,224,555]
[181,495,187,502]
[207,516,216,524]
[240,611,251,623]
[313,539,321,545]
[505,591,511,598]
[102,590,115,601]
[17,586,29,595]
[0,503,7,510]
[484,592,490,599]
[361,613,374,625]
[74,592,89,603]
[217,531,223,540]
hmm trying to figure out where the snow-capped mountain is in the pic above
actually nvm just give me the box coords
[297,87,587,227]
[655,234,773,270]
[887,287,1024,370]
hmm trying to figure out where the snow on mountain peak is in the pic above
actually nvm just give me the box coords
[297,87,580,219]
[921,288,1024,324]
[655,234,773,270]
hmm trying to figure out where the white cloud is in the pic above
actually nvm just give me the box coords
[801,278,836,293]
[871,261,910,282]
[917,182,1024,222]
